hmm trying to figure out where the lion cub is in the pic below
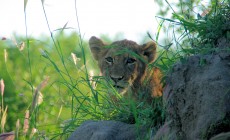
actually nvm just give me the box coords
[89,36,162,103]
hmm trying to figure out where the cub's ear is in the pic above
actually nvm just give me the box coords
[89,36,106,61]
[141,41,157,63]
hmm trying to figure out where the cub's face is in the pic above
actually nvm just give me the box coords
[89,36,157,95]
[99,46,140,94]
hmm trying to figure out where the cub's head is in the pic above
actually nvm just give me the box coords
[89,36,157,95]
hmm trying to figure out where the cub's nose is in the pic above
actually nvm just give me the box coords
[110,75,124,83]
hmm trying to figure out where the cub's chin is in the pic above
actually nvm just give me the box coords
[113,85,130,96]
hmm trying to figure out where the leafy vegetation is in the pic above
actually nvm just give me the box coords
[0,33,92,139]
[173,1,230,52]
[154,0,229,74]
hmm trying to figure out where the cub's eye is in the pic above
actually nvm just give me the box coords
[126,58,136,64]
[105,57,113,64]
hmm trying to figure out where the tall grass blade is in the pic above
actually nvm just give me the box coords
[156,19,165,42]
[24,0,28,11]
[41,0,45,5]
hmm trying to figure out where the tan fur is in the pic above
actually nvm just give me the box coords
[89,36,162,103]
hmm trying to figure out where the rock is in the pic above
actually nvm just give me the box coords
[155,53,230,140]
[210,132,230,140]
[68,120,146,140]
[152,121,172,140]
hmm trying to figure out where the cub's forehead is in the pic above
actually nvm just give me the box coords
[111,39,140,49]
[104,39,142,57]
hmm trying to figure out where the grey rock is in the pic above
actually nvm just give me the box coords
[68,120,145,140]
[210,132,230,140]
[155,53,230,140]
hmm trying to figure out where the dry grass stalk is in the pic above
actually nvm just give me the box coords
[31,77,49,112]
[0,79,4,97]
[19,42,25,51]
[30,128,37,138]
[89,70,96,89]
[4,49,7,63]
[15,119,20,139]
[23,110,29,135]
[1,106,8,133]
[71,52,81,65]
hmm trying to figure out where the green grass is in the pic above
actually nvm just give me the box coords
[158,0,229,53]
